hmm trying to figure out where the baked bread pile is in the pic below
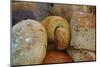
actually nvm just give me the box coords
[11,1,96,66]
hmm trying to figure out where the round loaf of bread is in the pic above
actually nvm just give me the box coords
[11,19,47,66]
[42,16,70,50]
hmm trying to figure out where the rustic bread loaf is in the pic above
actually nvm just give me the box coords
[42,16,70,50]
[70,12,96,51]
[11,19,47,65]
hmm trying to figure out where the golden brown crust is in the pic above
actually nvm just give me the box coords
[41,16,70,50]
[55,27,70,50]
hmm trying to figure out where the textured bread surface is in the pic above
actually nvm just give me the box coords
[42,16,70,50]
[70,12,96,51]
[66,48,95,61]
[11,19,47,65]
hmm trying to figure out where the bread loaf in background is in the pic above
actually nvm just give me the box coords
[70,12,96,51]
[12,2,51,26]
[50,4,73,22]
[50,4,91,22]
[11,19,47,65]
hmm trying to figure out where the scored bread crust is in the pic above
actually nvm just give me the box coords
[11,19,47,65]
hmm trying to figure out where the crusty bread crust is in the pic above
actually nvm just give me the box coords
[11,19,47,65]
[70,12,96,51]
[66,48,95,61]
[41,16,70,50]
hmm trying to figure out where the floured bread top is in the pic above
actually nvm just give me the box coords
[11,19,47,65]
